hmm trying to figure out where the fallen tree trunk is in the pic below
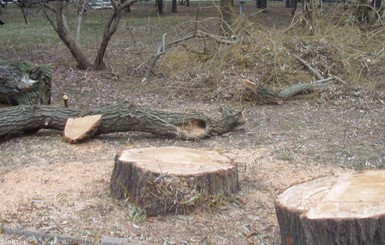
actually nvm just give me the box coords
[0,103,245,140]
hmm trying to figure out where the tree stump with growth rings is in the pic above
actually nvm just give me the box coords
[275,170,385,245]
[110,147,239,216]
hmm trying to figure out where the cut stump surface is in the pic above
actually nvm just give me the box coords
[64,115,102,143]
[275,170,385,245]
[110,147,239,216]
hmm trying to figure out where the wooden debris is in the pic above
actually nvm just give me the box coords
[110,147,239,216]
[0,57,51,106]
[291,53,324,80]
[243,79,283,104]
[0,103,245,141]
[275,170,385,244]
[64,115,102,143]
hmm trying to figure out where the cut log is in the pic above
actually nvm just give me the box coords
[0,57,51,106]
[64,115,102,143]
[110,147,239,216]
[275,170,385,245]
[243,79,283,104]
[0,103,245,141]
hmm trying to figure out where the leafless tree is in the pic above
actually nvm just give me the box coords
[42,0,136,70]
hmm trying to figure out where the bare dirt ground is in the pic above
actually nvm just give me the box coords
[1,2,385,244]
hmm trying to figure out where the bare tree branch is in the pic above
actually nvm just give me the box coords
[291,53,324,80]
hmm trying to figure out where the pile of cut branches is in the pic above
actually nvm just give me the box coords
[140,6,385,103]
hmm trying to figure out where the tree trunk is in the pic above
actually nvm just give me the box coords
[275,170,385,245]
[0,58,51,106]
[171,0,177,13]
[43,0,136,71]
[156,0,164,15]
[256,0,267,9]
[286,0,292,8]
[291,0,298,15]
[0,103,245,140]
[94,0,137,69]
[53,1,92,70]
[110,147,240,216]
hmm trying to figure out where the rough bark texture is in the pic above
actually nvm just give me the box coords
[0,103,245,140]
[110,147,240,216]
[94,0,137,69]
[171,0,177,13]
[0,57,51,106]
[275,171,385,245]
[52,1,92,70]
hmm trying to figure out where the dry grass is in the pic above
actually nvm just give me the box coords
[154,4,385,101]
[0,2,384,244]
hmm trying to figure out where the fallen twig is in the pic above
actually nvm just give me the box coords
[0,224,93,244]
[291,53,324,80]
[331,75,348,85]
[195,30,243,45]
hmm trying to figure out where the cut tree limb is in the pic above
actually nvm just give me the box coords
[64,114,102,143]
[275,170,385,245]
[243,78,335,103]
[278,77,334,100]
[0,103,245,141]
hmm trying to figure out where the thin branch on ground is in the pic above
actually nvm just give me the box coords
[291,53,325,80]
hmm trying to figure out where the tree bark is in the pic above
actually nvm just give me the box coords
[43,1,92,70]
[43,0,136,70]
[171,0,177,13]
[0,58,51,106]
[110,147,239,216]
[94,0,137,69]
[275,170,385,245]
[256,0,267,9]
[156,0,164,15]
[0,103,245,140]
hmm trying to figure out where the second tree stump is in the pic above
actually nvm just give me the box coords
[275,170,385,245]
[110,147,239,216]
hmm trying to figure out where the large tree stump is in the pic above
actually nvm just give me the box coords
[0,57,51,106]
[110,147,239,216]
[275,170,385,245]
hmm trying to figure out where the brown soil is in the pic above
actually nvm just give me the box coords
[1,2,385,245]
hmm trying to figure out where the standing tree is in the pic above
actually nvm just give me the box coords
[42,0,136,70]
